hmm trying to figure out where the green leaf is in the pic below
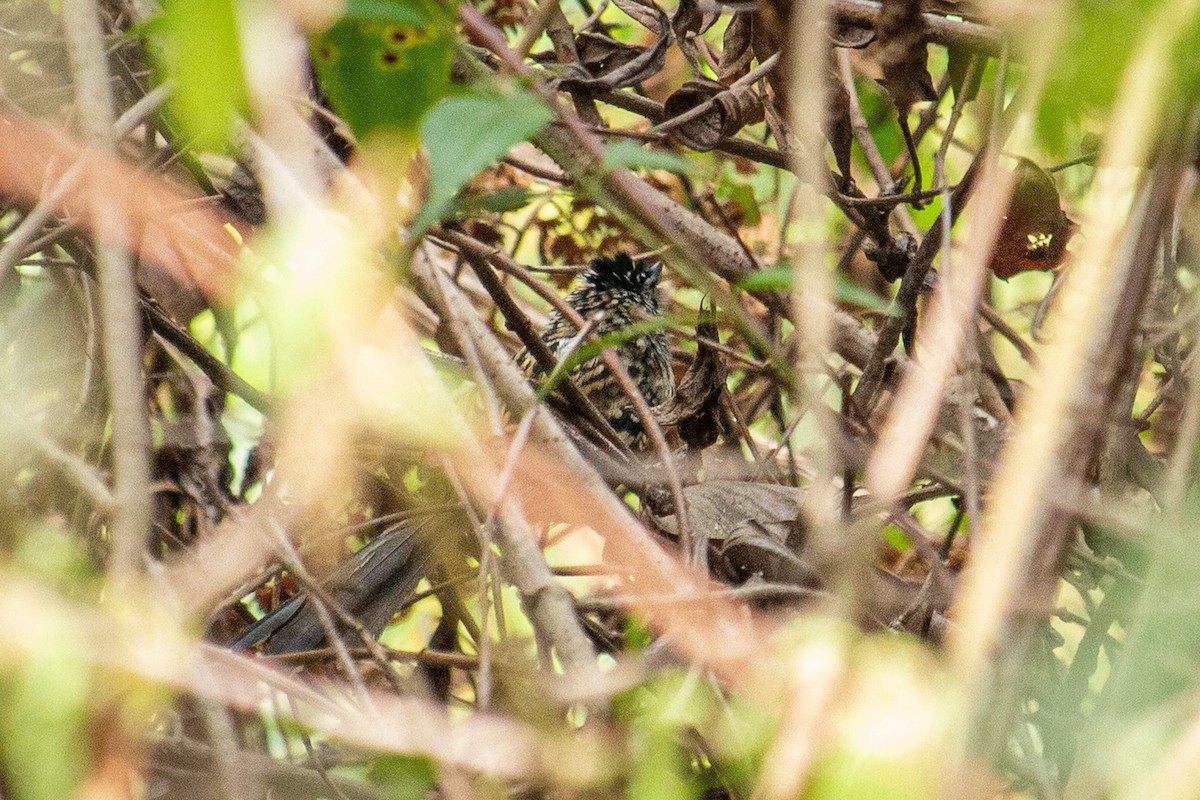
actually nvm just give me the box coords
[602,140,693,174]
[457,187,535,215]
[857,83,904,164]
[716,175,761,225]
[369,755,438,797]
[344,0,429,22]
[735,268,900,316]
[311,0,457,140]
[145,0,250,150]
[624,616,653,651]
[881,525,912,552]
[834,278,901,316]
[415,90,553,228]
[734,265,790,292]
[0,608,89,800]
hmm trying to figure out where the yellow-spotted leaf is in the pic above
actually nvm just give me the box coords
[311,0,457,140]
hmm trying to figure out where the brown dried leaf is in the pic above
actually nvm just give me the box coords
[946,43,983,103]
[989,158,1074,280]
[486,0,529,28]
[610,0,664,35]
[654,303,727,447]
[652,479,953,631]
[653,480,802,544]
[875,0,937,113]
[827,69,853,184]
[717,11,754,81]
[661,81,764,151]
[829,21,875,48]
[671,0,704,71]
[558,5,670,92]
[574,32,647,76]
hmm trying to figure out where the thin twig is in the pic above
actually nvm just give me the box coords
[141,297,273,413]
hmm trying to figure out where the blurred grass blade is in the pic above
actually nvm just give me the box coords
[145,0,250,151]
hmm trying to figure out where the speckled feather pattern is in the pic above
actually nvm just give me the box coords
[516,254,675,447]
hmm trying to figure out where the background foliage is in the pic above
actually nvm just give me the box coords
[1,0,1199,798]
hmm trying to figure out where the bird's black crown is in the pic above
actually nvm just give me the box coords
[580,253,662,295]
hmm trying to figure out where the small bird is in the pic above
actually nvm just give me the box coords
[518,253,675,448]
[230,255,674,656]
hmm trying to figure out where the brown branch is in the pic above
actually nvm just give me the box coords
[441,227,629,452]
[63,0,153,581]
[852,152,984,409]
[141,297,274,413]
[829,0,1004,54]
[411,252,600,675]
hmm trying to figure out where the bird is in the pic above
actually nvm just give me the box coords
[229,518,456,655]
[517,253,675,448]
[229,254,674,656]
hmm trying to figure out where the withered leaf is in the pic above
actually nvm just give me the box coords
[926,0,979,17]
[574,32,646,76]
[661,80,764,151]
[875,0,937,114]
[827,69,854,184]
[875,0,937,194]
[989,158,1074,280]
[610,0,664,35]
[829,21,875,49]
[559,3,670,92]
[865,231,918,282]
[721,519,821,587]
[558,36,669,91]
[946,43,983,103]
[717,10,754,81]
[653,480,802,544]
[654,302,727,447]
[671,0,704,71]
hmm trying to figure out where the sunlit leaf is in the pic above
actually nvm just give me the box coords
[806,637,950,800]
[457,187,535,215]
[369,754,438,797]
[416,90,553,228]
[989,158,1073,280]
[736,268,899,316]
[602,140,694,174]
[311,0,457,140]
[0,598,89,800]
[145,0,250,150]
[717,174,761,226]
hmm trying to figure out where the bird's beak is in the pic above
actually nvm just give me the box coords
[646,260,663,287]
